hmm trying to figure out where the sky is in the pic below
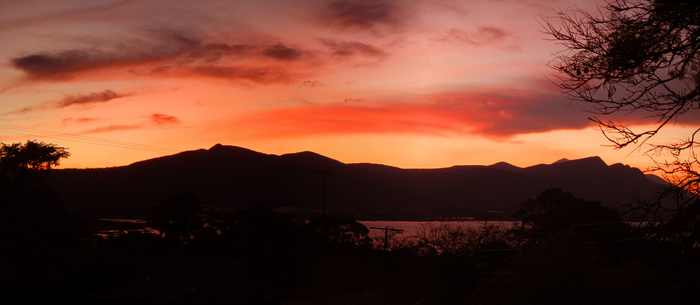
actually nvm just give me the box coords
[0,0,695,169]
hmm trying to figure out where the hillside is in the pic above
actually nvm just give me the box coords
[49,144,667,219]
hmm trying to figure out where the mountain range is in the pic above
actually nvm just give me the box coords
[49,144,667,219]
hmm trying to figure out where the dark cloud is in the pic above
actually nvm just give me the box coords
[4,89,128,115]
[150,113,179,125]
[0,0,135,32]
[190,65,295,84]
[10,31,308,82]
[320,0,403,32]
[12,51,109,80]
[320,39,387,59]
[58,90,128,107]
[262,44,303,61]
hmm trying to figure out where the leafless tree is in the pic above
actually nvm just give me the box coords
[546,1,700,223]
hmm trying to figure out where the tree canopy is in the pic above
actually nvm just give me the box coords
[516,188,621,234]
[0,140,70,172]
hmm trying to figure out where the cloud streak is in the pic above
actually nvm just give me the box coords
[10,31,311,84]
[80,124,142,134]
[4,89,129,115]
[78,113,180,134]
[62,117,98,125]
[237,88,591,138]
[150,113,179,125]
[440,26,511,47]
[320,39,387,59]
[58,90,129,107]
[319,0,404,33]
[237,84,700,140]
[262,43,304,61]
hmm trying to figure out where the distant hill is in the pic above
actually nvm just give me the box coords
[49,144,668,219]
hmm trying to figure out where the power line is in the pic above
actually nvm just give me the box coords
[0,125,170,154]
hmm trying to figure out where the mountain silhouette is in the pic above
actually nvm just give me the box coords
[50,144,667,219]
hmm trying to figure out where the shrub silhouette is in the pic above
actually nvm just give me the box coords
[516,188,623,238]
[149,192,202,241]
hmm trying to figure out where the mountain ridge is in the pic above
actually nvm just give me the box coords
[68,144,633,172]
[50,144,668,219]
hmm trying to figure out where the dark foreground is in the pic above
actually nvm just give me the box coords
[2,172,700,304]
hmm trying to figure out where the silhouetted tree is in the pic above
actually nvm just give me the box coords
[0,140,69,174]
[546,0,700,222]
[149,192,202,241]
[0,141,75,293]
[516,189,624,242]
[0,141,72,236]
[306,216,371,249]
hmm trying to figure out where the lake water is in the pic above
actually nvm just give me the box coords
[359,220,520,239]
[96,218,521,240]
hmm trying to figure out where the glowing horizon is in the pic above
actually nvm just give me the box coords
[0,0,694,170]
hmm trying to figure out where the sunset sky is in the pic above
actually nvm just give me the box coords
[0,0,694,169]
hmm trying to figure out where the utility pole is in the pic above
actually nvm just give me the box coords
[321,171,327,217]
[370,226,404,251]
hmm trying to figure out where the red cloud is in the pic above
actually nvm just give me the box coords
[80,124,141,134]
[151,113,180,125]
[236,88,593,138]
[237,85,700,139]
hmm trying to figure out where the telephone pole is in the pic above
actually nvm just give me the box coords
[370,226,404,251]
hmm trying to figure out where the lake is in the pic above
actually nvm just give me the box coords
[96,218,521,240]
[359,220,521,239]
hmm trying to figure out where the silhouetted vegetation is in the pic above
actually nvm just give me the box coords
[3,1,700,304]
[546,0,700,227]
[2,140,700,303]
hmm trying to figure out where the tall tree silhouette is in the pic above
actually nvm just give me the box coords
[0,140,69,174]
[546,1,700,213]
[0,141,72,239]
[516,188,623,239]
[0,140,75,292]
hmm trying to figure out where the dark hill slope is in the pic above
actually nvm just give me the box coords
[49,145,666,219]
